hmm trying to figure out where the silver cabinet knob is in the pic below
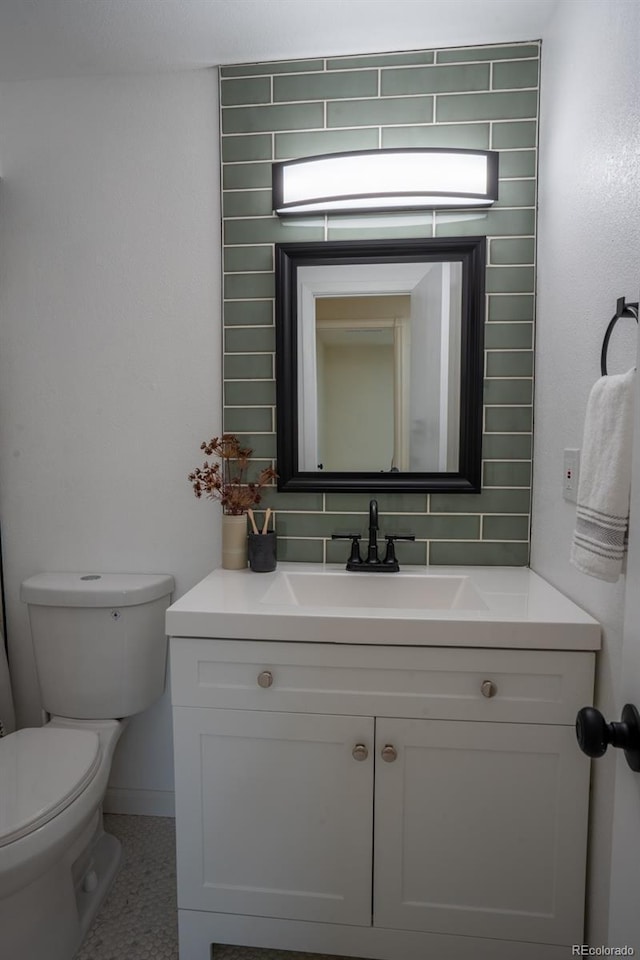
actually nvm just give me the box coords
[257,670,273,688]
[381,744,397,763]
[481,679,497,698]
[352,743,369,761]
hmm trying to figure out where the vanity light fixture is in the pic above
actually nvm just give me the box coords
[272,147,499,216]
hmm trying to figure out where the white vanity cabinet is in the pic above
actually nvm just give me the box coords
[172,706,374,925]
[170,636,595,960]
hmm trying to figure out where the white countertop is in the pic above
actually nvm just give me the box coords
[166,564,601,651]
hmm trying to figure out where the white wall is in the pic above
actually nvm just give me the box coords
[0,69,221,811]
[532,0,640,940]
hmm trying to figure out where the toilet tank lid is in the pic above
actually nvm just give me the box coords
[21,573,175,607]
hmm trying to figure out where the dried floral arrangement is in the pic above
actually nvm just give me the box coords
[188,434,277,516]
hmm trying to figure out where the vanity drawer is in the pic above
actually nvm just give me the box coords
[170,638,594,724]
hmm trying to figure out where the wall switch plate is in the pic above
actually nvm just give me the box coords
[563,448,580,503]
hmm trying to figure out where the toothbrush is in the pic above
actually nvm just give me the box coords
[247,508,259,535]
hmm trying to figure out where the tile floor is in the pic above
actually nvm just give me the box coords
[75,813,359,960]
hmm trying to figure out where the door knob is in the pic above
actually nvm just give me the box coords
[352,744,369,761]
[576,703,640,772]
[381,744,397,762]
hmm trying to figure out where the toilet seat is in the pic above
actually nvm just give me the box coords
[0,727,101,847]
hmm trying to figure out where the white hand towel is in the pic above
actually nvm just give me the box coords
[570,367,635,582]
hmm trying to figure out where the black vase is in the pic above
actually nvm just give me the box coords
[248,532,277,572]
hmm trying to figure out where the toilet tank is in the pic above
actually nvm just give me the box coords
[21,573,175,720]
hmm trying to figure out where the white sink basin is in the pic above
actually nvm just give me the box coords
[261,570,488,611]
[166,564,602,649]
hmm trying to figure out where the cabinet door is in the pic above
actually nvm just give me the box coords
[374,718,589,945]
[173,706,374,925]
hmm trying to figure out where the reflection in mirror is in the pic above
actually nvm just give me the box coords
[306,264,462,473]
[315,296,407,472]
[275,238,485,493]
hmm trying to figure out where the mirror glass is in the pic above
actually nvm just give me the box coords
[275,238,485,493]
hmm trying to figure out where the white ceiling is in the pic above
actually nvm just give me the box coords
[0,0,559,82]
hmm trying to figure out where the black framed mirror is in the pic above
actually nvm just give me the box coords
[275,237,486,493]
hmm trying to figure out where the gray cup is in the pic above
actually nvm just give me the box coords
[248,532,277,572]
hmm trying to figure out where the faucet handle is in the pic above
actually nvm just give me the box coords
[331,534,363,567]
[383,534,416,568]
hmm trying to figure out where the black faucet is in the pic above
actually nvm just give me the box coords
[332,499,415,572]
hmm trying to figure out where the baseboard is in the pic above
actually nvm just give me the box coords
[104,787,175,817]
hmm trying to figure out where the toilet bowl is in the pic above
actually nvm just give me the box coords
[0,572,174,960]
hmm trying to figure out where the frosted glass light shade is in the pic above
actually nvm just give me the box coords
[272,148,499,216]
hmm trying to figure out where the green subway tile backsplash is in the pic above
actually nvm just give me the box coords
[224,379,276,406]
[485,406,533,433]
[436,90,538,122]
[484,378,533,405]
[430,541,529,565]
[325,493,429,514]
[483,433,532,460]
[223,101,324,134]
[328,96,433,128]
[275,128,380,159]
[499,150,537,178]
[483,515,530,541]
[380,63,490,95]
[233,432,277,459]
[277,538,325,563]
[223,189,272,218]
[223,163,273,190]
[410,515,481,540]
[436,207,535,237]
[224,217,324,244]
[491,120,537,148]
[223,407,273,434]
[221,134,273,162]
[483,461,532,488]
[381,123,490,149]
[486,350,534,377]
[490,238,535,265]
[327,51,435,69]
[431,488,530,514]
[224,353,273,380]
[221,77,271,106]
[221,60,325,78]
[492,60,540,90]
[327,213,434,241]
[486,266,535,294]
[488,294,535,321]
[484,323,533,349]
[225,326,275,353]
[224,245,273,273]
[436,44,539,63]
[274,70,378,102]
[275,513,354,539]
[494,180,536,208]
[224,272,275,300]
[224,300,273,326]
[220,43,539,565]
[259,490,325,512]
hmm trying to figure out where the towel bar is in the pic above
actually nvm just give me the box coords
[600,296,638,375]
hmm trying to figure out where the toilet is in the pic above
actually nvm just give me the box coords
[0,571,174,960]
